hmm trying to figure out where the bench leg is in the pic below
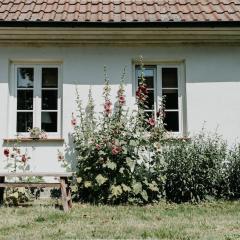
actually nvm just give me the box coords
[0,177,5,205]
[60,177,72,212]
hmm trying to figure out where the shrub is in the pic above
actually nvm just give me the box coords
[72,64,167,204]
[225,145,240,199]
[162,133,228,203]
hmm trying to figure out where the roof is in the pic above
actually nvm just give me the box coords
[0,0,240,27]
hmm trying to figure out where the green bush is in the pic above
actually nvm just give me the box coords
[162,133,227,203]
[225,145,240,199]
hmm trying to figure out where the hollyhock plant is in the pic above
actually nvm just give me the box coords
[3,144,30,172]
[72,61,167,205]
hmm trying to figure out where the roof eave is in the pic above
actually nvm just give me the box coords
[0,20,240,28]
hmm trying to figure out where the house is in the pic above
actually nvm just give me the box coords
[0,0,240,172]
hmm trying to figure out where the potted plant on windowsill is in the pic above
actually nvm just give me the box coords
[28,127,47,140]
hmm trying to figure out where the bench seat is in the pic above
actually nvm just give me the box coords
[0,172,74,212]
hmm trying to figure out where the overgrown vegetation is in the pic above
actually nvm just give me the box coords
[72,62,166,204]
[71,60,240,204]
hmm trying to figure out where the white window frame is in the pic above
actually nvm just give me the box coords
[133,61,187,137]
[8,63,62,138]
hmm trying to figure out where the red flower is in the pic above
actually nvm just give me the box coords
[21,154,27,163]
[4,149,9,157]
[147,117,156,127]
[119,95,126,105]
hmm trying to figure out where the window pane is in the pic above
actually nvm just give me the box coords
[17,68,34,88]
[41,112,57,132]
[163,89,178,110]
[17,112,33,132]
[164,111,179,132]
[42,90,58,110]
[137,67,155,88]
[137,68,154,78]
[146,90,154,110]
[42,68,58,88]
[162,68,178,88]
[17,90,33,110]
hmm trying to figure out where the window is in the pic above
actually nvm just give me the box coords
[135,63,185,134]
[11,64,62,136]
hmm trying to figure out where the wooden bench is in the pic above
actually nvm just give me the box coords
[0,172,74,212]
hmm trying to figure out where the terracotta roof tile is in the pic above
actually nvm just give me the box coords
[0,0,239,23]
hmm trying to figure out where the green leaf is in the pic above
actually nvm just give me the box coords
[126,157,135,172]
[119,167,125,174]
[121,183,131,192]
[76,177,82,183]
[71,185,78,192]
[141,190,148,201]
[98,150,105,156]
[84,181,92,188]
[148,182,159,192]
[129,140,138,147]
[122,146,128,154]
[84,167,91,172]
[110,185,123,197]
[95,174,108,186]
[105,161,117,170]
[133,182,142,195]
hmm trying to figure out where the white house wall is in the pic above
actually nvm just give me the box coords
[0,45,240,172]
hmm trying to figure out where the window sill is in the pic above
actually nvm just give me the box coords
[3,138,65,143]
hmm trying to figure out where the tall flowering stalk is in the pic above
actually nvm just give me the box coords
[103,66,112,117]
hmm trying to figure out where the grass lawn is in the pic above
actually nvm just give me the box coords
[0,201,240,240]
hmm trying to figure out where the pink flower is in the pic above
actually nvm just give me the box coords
[71,113,77,126]
[104,100,112,107]
[104,100,112,116]
[157,109,165,119]
[4,149,9,157]
[96,144,101,150]
[112,145,122,155]
[71,119,77,126]
[119,95,126,105]
[147,117,156,127]
[136,84,148,103]
[41,132,48,139]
